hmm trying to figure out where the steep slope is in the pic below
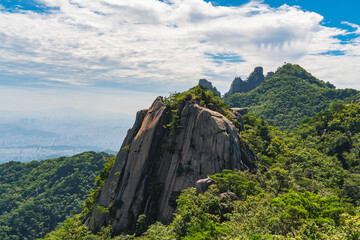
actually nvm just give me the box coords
[298,100,360,175]
[0,152,111,240]
[84,86,258,234]
[224,64,358,129]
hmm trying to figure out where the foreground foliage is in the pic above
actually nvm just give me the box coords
[0,151,112,240]
[42,99,360,239]
[224,64,358,129]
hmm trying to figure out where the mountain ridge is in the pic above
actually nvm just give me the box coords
[224,63,358,129]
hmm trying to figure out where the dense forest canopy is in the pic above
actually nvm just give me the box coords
[224,64,358,129]
[0,152,113,240]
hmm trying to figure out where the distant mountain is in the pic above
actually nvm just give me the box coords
[0,127,58,138]
[0,152,113,240]
[224,63,358,129]
[224,66,265,97]
[0,117,130,163]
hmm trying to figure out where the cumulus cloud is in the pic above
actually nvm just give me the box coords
[0,0,359,94]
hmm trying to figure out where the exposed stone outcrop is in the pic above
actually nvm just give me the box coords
[195,178,215,194]
[219,191,239,201]
[198,79,221,97]
[86,96,257,234]
[225,66,265,96]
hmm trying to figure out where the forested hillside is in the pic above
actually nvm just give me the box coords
[224,64,358,129]
[41,93,360,240]
[2,78,359,240]
[0,151,113,240]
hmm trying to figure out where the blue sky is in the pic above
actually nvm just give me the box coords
[208,0,359,28]
[1,0,55,12]
[0,0,359,115]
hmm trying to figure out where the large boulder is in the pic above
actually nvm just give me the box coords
[86,96,257,234]
[195,178,215,194]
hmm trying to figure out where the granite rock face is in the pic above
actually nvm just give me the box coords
[86,97,257,234]
[198,79,221,97]
[225,66,265,96]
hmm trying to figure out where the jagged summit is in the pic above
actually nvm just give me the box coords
[85,86,258,234]
[225,66,265,97]
[224,64,335,99]
[198,79,221,96]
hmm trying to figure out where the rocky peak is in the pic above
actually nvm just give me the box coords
[248,66,264,85]
[198,79,221,97]
[85,87,257,234]
[225,66,265,96]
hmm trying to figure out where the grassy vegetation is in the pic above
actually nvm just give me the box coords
[163,85,228,112]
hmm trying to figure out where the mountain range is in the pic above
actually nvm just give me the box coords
[1,63,360,240]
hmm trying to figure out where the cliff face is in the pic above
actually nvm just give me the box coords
[225,66,264,96]
[86,96,257,234]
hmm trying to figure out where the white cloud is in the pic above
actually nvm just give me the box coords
[342,21,360,35]
[0,0,359,97]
